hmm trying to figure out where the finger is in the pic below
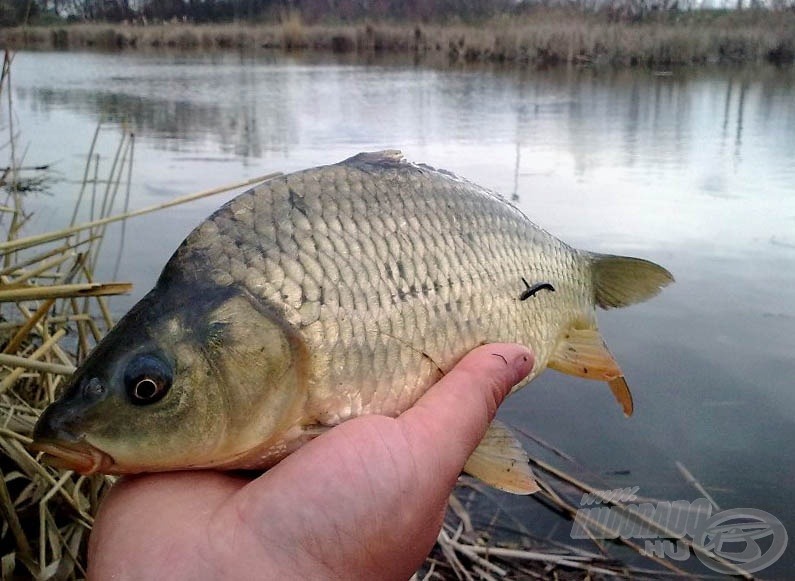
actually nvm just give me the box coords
[398,343,533,482]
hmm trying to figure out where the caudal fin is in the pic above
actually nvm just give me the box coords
[589,253,674,309]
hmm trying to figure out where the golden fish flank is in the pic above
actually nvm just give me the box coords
[32,151,673,494]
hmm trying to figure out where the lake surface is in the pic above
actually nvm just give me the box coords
[10,51,795,574]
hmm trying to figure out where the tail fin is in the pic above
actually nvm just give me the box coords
[589,253,674,310]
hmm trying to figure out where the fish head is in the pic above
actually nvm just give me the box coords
[32,284,304,474]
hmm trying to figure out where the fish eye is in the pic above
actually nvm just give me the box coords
[124,354,172,405]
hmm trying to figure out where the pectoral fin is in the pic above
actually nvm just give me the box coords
[463,420,539,495]
[549,327,634,416]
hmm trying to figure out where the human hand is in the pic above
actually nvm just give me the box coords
[88,343,534,580]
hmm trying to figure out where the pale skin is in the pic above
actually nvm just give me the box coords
[88,343,534,580]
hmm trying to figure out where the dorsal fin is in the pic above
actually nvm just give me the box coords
[589,253,674,310]
[342,150,405,169]
[549,327,634,416]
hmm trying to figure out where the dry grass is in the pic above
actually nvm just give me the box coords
[426,441,755,579]
[1,10,794,65]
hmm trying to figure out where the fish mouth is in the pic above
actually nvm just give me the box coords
[30,439,115,475]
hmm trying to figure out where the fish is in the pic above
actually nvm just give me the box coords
[32,151,673,495]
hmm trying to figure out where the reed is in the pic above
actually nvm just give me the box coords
[1,10,794,65]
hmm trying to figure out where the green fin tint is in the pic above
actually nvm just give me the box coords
[549,327,634,416]
[463,420,539,495]
[589,253,674,310]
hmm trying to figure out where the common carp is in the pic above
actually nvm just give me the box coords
[33,151,673,494]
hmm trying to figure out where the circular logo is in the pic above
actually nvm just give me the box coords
[693,508,788,574]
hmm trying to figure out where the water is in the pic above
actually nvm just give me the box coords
[10,51,795,574]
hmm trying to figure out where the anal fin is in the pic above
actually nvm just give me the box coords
[463,420,539,495]
[549,327,634,416]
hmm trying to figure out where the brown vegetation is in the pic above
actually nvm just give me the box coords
[2,9,795,66]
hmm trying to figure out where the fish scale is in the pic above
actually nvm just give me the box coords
[175,152,589,423]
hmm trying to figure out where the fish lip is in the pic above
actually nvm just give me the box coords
[29,439,115,475]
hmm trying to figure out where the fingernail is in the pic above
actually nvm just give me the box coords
[514,348,534,375]
[493,345,534,375]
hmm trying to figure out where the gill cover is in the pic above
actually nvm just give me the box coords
[33,283,306,474]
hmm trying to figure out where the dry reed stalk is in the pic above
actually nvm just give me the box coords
[0,329,70,392]
[526,455,752,578]
[0,353,73,378]
[0,281,133,303]
[675,460,721,512]
[0,171,282,254]
[430,480,669,580]
[0,237,96,277]
[2,298,55,355]
[5,252,76,286]
[0,313,92,331]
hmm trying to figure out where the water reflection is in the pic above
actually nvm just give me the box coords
[9,51,795,575]
[17,55,795,180]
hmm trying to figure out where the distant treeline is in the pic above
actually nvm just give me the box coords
[9,0,518,26]
[6,0,795,28]
[72,0,518,23]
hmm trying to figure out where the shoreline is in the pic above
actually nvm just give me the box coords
[2,11,794,67]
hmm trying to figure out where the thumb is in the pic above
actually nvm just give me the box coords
[398,343,534,482]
